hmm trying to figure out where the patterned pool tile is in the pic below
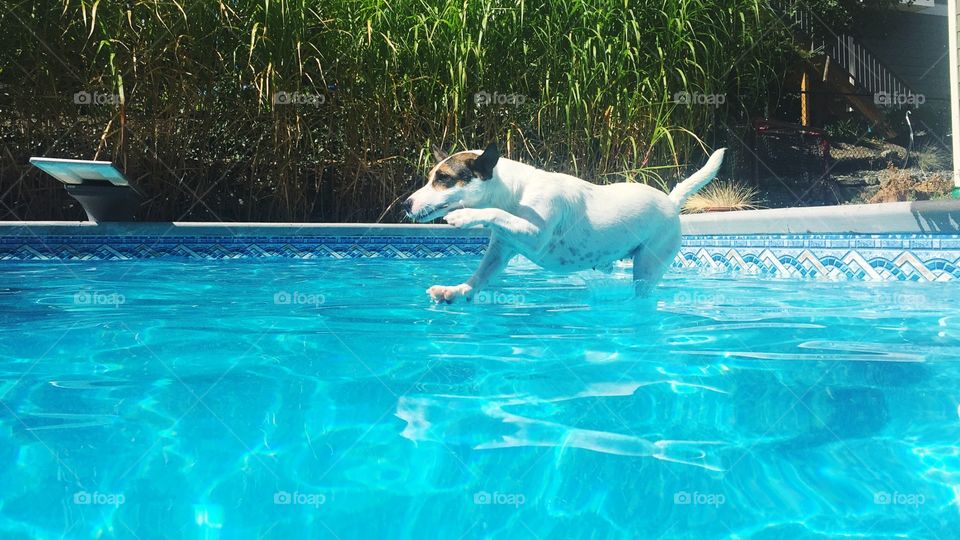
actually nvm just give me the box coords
[674,234,960,281]
[2,229,959,281]
[0,234,488,261]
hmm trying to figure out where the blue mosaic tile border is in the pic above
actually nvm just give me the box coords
[3,230,960,281]
[0,234,489,260]
[674,234,960,281]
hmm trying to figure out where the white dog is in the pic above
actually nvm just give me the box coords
[402,144,725,303]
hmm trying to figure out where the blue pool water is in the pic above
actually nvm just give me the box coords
[1,257,959,539]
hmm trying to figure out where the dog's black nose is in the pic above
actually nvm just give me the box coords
[401,198,413,213]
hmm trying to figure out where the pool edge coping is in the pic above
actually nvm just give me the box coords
[680,200,960,235]
[2,200,958,236]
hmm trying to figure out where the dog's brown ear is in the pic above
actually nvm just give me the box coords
[431,145,449,163]
[472,142,499,180]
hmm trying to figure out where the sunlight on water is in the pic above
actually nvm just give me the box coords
[0,257,959,538]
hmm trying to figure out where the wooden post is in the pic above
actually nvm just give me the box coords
[801,71,810,127]
[949,0,960,190]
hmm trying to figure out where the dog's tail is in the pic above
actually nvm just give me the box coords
[668,148,726,207]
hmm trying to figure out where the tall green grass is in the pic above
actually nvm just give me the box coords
[0,0,791,221]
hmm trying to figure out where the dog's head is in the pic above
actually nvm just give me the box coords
[402,143,500,222]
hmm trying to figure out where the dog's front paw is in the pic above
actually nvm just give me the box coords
[426,284,473,304]
[444,208,487,228]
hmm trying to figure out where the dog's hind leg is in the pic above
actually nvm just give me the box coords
[631,246,654,296]
[631,232,681,296]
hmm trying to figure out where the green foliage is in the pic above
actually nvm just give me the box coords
[825,118,872,143]
[913,144,952,172]
[1,0,794,221]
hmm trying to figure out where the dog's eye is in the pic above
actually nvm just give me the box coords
[433,173,460,190]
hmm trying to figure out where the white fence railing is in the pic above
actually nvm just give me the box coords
[773,0,918,100]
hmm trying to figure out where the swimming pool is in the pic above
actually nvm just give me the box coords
[1,255,958,538]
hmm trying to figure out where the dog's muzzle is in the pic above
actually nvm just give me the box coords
[405,200,450,222]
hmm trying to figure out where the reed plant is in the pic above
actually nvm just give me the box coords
[683,181,760,213]
[0,0,796,222]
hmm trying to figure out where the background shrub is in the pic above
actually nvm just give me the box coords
[0,0,793,222]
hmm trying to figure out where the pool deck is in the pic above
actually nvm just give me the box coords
[1,201,959,280]
[1,200,957,236]
[0,221,488,237]
[682,200,960,235]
